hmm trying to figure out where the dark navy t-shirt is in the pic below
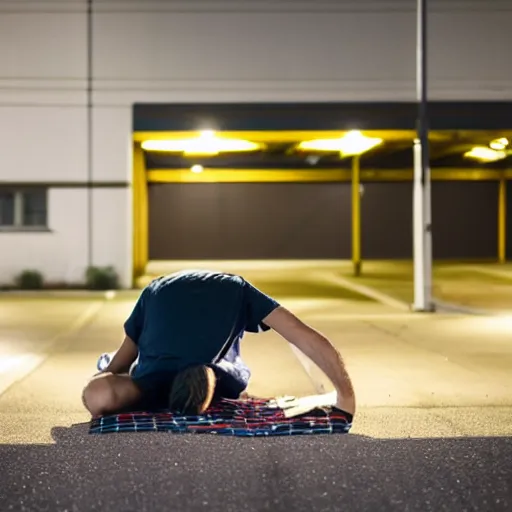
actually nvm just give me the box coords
[124,270,280,381]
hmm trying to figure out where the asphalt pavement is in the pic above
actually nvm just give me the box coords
[0,264,511,511]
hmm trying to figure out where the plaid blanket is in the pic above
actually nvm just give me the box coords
[89,397,352,436]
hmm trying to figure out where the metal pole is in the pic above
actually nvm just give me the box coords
[352,155,362,276]
[413,138,425,309]
[86,0,93,269]
[498,173,507,263]
[412,0,433,311]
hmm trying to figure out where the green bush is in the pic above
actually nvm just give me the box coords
[16,270,44,290]
[85,266,119,290]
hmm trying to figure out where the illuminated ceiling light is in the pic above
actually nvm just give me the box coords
[464,146,507,162]
[190,164,204,174]
[141,131,261,155]
[489,137,509,151]
[297,130,383,156]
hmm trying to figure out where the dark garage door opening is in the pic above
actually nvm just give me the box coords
[148,181,498,262]
[149,183,351,260]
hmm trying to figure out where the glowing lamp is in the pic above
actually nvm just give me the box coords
[489,138,509,151]
[141,131,261,155]
[464,146,507,162]
[298,130,383,156]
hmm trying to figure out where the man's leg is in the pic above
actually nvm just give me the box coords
[82,373,143,418]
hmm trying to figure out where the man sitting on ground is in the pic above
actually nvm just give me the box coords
[81,270,356,419]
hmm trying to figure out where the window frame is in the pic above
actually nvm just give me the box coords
[0,187,49,232]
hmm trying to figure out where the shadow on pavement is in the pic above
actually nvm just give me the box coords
[0,423,510,511]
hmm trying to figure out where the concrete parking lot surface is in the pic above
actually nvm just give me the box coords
[337,260,512,312]
[0,263,511,511]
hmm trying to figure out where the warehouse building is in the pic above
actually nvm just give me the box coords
[1,0,511,288]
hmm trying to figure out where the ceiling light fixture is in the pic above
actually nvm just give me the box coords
[297,130,383,156]
[464,146,507,162]
[141,131,261,155]
[489,137,509,151]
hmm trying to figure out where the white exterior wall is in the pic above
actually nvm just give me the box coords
[92,0,512,106]
[1,0,511,287]
[0,189,88,284]
[0,1,133,287]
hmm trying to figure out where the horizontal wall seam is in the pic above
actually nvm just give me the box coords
[2,0,509,13]
[0,1,509,13]
[2,80,511,89]
[0,103,89,108]
[0,182,130,188]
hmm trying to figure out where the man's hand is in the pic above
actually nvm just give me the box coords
[262,306,356,417]
[103,336,139,375]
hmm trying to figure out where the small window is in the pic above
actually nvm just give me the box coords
[0,191,15,226]
[22,189,47,227]
[0,188,48,230]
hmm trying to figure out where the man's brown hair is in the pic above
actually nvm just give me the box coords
[168,365,216,415]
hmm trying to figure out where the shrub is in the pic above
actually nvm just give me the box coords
[85,266,119,290]
[16,270,44,290]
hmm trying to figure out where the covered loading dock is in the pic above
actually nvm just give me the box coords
[131,102,512,283]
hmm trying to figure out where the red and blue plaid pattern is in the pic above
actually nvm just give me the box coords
[89,398,352,436]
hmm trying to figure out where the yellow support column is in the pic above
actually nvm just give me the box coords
[132,143,149,284]
[498,173,507,263]
[352,155,362,276]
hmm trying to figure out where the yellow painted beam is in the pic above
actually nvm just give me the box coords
[147,169,351,183]
[132,144,149,282]
[365,169,501,181]
[498,173,507,263]
[134,130,512,144]
[147,167,501,184]
[141,174,149,276]
[431,169,501,181]
[352,156,362,276]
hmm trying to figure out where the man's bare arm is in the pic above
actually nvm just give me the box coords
[102,336,139,375]
[262,306,356,415]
